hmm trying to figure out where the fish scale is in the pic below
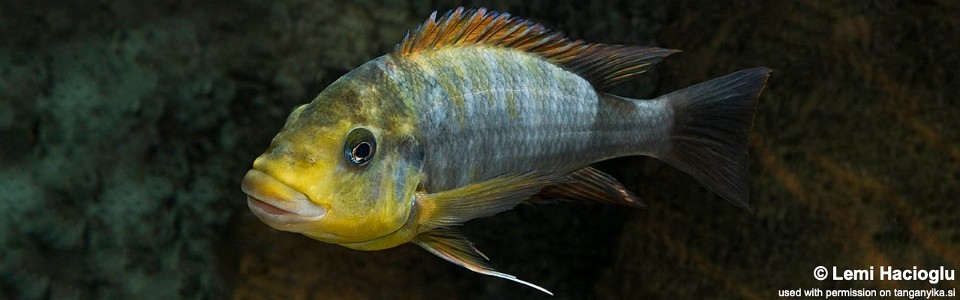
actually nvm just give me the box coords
[395,47,672,192]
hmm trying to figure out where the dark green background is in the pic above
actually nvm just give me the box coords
[1,0,957,299]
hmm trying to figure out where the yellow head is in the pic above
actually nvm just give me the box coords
[241,57,424,250]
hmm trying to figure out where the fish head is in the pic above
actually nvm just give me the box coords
[242,59,424,247]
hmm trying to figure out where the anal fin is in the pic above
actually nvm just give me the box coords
[414,228,553,295]
[529,166,644,208]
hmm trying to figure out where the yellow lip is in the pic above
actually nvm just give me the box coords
[241,169,326,225]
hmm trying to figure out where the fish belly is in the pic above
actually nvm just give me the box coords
[399,48,672,192]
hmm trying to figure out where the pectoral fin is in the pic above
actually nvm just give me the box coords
[414,228,553,295]
[416,171,562,230]
[530,166,644,207]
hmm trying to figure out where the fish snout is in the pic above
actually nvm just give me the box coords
[241,169,326,226]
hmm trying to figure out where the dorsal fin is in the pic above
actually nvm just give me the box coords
[394,7,680,87]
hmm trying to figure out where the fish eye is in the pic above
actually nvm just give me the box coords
[344,128,377,166]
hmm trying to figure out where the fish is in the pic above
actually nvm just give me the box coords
[240,7,771,295]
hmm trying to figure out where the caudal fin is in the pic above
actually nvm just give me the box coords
[656,67,771,210]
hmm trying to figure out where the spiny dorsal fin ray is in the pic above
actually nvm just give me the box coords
[395,7,680,87]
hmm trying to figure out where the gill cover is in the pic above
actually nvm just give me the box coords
[245,57,424,248]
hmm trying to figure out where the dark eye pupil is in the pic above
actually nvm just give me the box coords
[344,128,376,166]
[353,142,371,159]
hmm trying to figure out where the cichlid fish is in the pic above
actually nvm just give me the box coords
[241,7,770,294]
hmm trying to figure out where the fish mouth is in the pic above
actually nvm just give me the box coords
[241,169,326,225]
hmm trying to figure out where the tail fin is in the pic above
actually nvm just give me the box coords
[656,67,771,210]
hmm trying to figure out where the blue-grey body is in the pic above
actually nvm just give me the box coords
[378,47,673,192]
